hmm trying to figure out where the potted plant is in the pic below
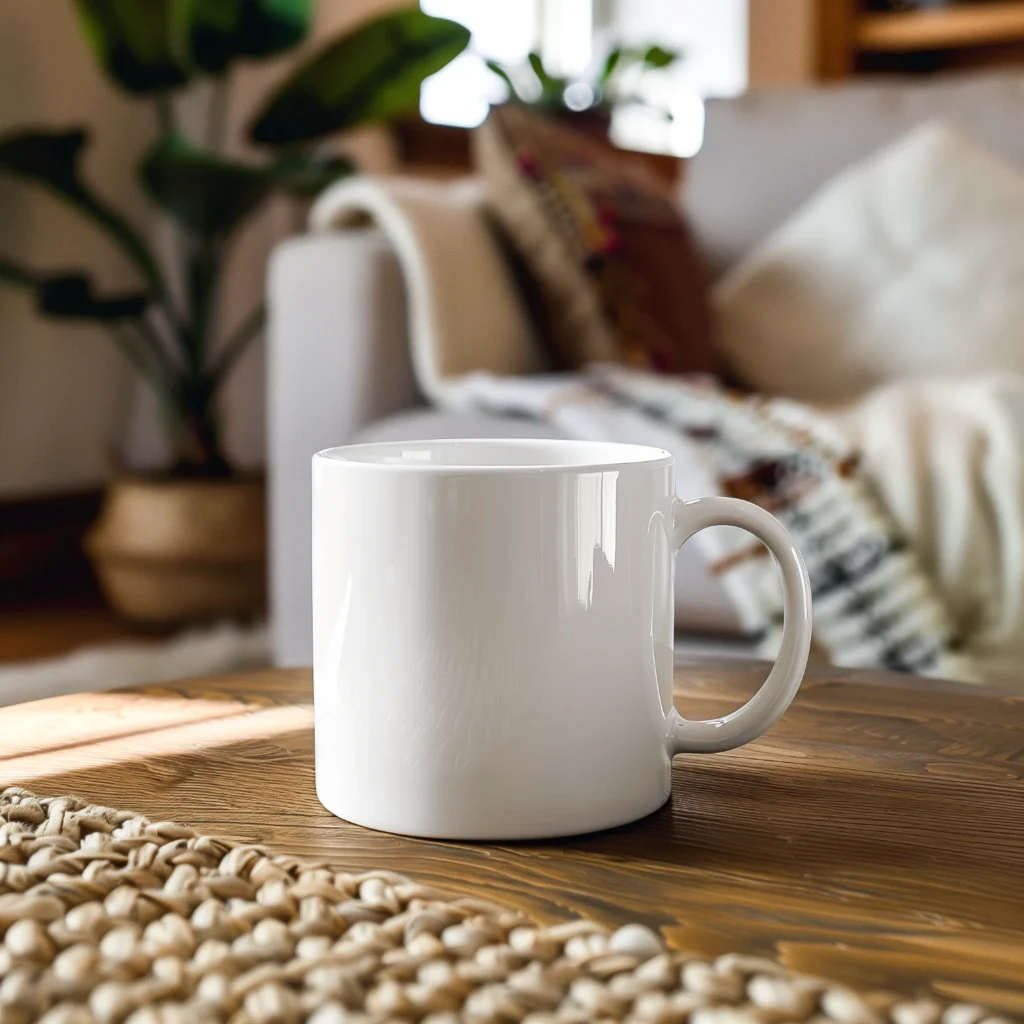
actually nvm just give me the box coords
[485,44,679,135]
[0,1,469,626]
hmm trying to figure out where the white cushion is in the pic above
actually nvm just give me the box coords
[688,72,1024,276]
[713,121,1024,403]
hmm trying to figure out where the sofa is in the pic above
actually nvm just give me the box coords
[267,70,1024,667]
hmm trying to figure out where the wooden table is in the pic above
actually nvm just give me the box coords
[1,660,1022,1013]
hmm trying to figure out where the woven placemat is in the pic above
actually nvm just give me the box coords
[0,787,1015,1024]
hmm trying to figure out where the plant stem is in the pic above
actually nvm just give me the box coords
[174,416,231,477]
[171,376,231,477]
[186,236,223,375]
[111,323,228,476]
[151,96,188,345]
[130,314,181,377]
[210,303,266,382]
[156,93,176,136]
[106,325,152,380]
[207,75,232,154]
[106,325,177,413]
[171,233,231,476]
[74,190,169,305]
[151,293,186,350]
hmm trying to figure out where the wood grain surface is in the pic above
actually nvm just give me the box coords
[1,659,1022,1012]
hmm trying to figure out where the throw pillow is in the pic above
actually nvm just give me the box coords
[713,120,1024,403]
[473,104,716,375]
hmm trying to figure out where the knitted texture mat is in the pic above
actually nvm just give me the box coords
[0,788,1015,1024]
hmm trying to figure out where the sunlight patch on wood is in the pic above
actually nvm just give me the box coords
[0,698,311,783]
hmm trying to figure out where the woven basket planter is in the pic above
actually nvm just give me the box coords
[84,475,266,627]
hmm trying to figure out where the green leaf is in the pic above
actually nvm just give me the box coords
[230,0,313,57]
[485,60,518,101]
[75,0,314,83]
[183,0,313,73]
[527,51,549,86]
[141,134,271,236]
[0,258,41,294]
[73,0,190,94]
[641,44,678,69]
[0,130,95,203]
[0,257,39,289]
[599,48,622,86]
[141,135,353,236]
[0,129,164,295]
[178,0,242,74]
[269,151,355,197]
[526,50,566,106]
[250,9,471,146]
[0,257,148,320]
[38,273,150,319]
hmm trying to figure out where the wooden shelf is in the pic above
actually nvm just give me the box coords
[857,2,1024,52]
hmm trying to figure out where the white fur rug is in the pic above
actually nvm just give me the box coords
[0,621,271,707]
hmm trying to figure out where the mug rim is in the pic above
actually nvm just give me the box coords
[314,438,674,474]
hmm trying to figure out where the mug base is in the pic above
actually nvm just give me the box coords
[315,786,672,841]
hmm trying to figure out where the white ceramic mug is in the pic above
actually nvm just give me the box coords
[313,438,812,840]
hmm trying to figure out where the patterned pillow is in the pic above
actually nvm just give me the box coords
[473,104,716,375]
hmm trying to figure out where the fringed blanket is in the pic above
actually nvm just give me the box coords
[449,366,978,682]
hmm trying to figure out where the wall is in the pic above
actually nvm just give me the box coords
[747,0,820,86]
[0,0,154,498]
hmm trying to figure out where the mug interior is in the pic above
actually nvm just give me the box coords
[317,438,673,472]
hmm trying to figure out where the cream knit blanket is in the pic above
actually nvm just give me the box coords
[832,376,1024,685]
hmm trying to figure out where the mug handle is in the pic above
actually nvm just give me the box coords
[668,496,813,755]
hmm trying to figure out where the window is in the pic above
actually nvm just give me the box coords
[419,0,540,128]
[419,0,748,156]
[605,0,747,157]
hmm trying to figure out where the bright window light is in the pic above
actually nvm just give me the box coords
[420,0,539,128]
[563,81,595,112]
[419,0,748,154]
[420,55,504,128]
[604,0,747,156]
[610,88,706,159]
[542,0,592,77]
